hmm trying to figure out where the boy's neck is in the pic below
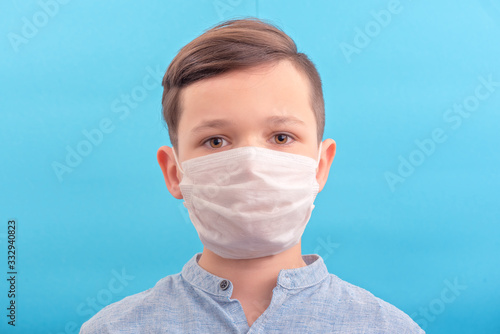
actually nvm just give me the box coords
[197,242,307,291]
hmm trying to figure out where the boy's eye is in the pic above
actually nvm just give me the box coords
[274,134,292,145]
[205,137,226,149]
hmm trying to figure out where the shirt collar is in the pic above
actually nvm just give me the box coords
[181,252,329,298]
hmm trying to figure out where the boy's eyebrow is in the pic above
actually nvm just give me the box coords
[191,116,305,134]
[266,115,306,127]
[190,119,235,134]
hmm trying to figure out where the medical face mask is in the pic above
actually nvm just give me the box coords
[172,143,322,259]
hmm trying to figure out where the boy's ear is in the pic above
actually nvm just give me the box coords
[316,139,336,193]
[157,146,184,199]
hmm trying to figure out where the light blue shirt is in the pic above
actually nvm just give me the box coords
[80,253,424,333]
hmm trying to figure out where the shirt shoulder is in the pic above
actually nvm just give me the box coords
[79,272,185,334]
[318,273,425,333]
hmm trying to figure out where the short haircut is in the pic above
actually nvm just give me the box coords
[161,17,325,151]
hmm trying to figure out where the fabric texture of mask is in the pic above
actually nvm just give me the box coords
[172,144,322,259]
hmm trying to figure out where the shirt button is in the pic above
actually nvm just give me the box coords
[219,280,230,291]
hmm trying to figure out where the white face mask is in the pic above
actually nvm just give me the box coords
[172,143,322,259]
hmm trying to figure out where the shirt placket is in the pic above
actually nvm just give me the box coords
[215,278,252,333]
[246,284,289,334]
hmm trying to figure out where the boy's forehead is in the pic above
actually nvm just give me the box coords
[178,59,314,127]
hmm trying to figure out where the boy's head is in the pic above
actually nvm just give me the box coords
[161,17,325,153]
[157,17,335,199]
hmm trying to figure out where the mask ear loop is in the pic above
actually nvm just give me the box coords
[172,147,185,175]
[316,141,323,169]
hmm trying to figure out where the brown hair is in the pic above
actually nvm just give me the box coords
[161,17,325,151]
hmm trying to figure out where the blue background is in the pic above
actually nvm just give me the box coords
[1,0,499,333]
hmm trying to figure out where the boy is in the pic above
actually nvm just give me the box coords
[80,18,424,333]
